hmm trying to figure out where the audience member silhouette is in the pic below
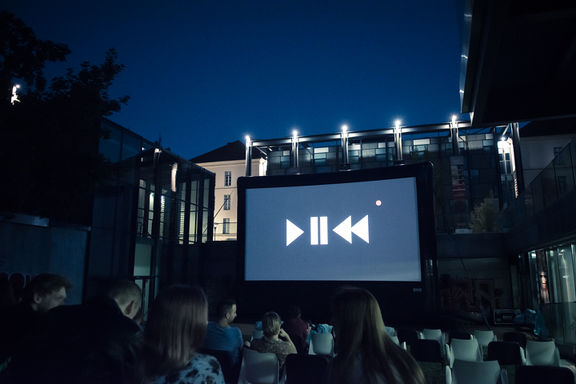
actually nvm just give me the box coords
[283,305,311,354]
[136,285,224,384]
[250,311,297,369]
[5,279,142,384]
[0,273,71,372]
[326,287,425,384]
[203,298,244,367]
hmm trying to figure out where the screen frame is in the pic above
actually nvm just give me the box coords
[236,162,438,319]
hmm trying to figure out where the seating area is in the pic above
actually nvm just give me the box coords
[213,323,576,384]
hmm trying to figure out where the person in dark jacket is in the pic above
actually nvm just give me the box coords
[5,279,142,384]
[0,273,71,372]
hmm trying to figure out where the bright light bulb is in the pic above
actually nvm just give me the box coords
[341,124,348,133]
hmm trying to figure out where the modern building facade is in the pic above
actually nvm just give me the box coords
[88,119,215,314]
[242,116,576,342]
[245,121,517,234]
[460,0,576,351]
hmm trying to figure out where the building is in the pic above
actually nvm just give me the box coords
[519,119,576,186]
[88,119,215,313]
[191,140,266,241]
[0,118,215,315]
[460,0,576,350]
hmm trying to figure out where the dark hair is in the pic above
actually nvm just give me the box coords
[216,298,236,319]
[262,311,282,337]
[138,285,208,380]
[286,305,301,319]
[328,287,424,384]
[24,273,71,303]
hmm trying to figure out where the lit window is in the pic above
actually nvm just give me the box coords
[224,194,231,210]
[224,171,232,186]
[223,218,230,234]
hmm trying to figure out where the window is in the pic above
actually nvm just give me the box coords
[224,171,232,186]
[223,218,230,234]
[224,194,231,210]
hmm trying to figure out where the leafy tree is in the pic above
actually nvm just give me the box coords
[0,11,69,102]
[0,12,129,225]
[469,193,502,232]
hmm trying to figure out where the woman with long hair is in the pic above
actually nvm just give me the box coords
[326,287,425,384]
[136,285,224,384]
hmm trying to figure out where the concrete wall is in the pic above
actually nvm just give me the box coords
[0,220,88,304]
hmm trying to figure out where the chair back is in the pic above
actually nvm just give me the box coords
[452,359,503,384]
[238,348,279,384]
[486,341,524,365]
[416,362,451,384]
[501,332,527,348]
[473,330,496,347]
[411,339,444,363]
[397,328,420,348]
[525,339,560,366]
[450,338,482,364]
[421,328,445,345]
[309,333,334,356]
[285,354,330,384]
[515,365,574,384]
[449,330,472,342]
[252,328,264,341]
[385,326,397,337]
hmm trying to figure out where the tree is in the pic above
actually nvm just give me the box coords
[469,193,502,232]
[0,11,69,103]
[0,12,129,225]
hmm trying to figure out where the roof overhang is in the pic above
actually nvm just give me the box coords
[461,0,576,126]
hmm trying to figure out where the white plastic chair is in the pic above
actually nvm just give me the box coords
[473,330,497,348]
[390,334,400,346]
[450,359,507,384]
[308,332,334,356]
[422,328,446,346]
[237,348,281,384]
[525,340,561,366]
[448,338,483,367]
[251,328,264,341]
[422,328,448,361]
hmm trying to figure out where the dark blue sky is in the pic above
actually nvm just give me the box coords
[6,0,463,159]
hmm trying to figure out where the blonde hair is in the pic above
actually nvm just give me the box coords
[262,311,281,338]
[329,287,424,384]
[138,285,208,380]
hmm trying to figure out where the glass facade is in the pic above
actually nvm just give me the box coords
[93,123,215,318]
[502,141,576,229]
[522,242,576,345]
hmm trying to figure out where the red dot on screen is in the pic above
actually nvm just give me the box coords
[376,200,382,206]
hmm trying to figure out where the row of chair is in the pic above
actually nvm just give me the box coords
[446,359,575,384]
[235,347,575,384]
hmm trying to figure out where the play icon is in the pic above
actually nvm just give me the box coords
[332,215,369,244]
[286,219,304,246]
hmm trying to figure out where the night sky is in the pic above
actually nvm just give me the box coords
[5,0,464,159]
